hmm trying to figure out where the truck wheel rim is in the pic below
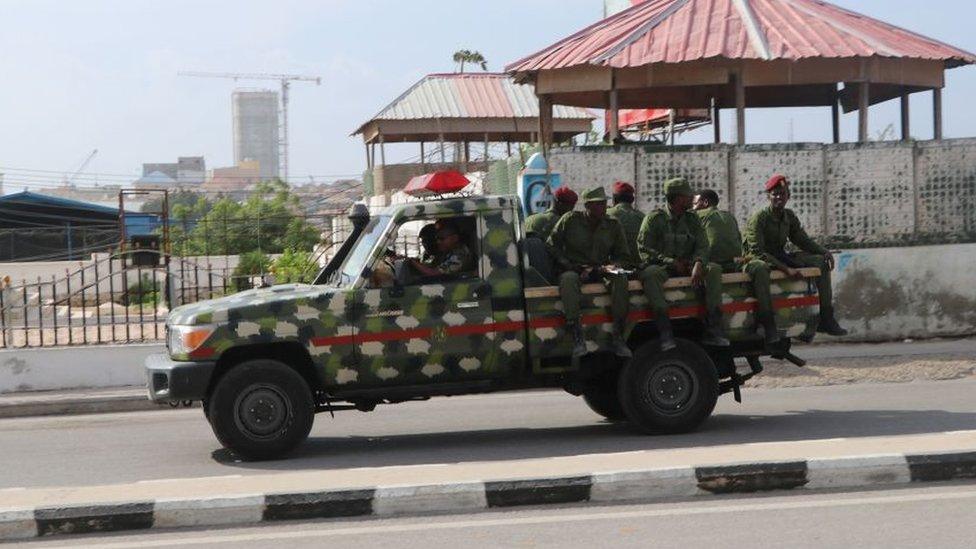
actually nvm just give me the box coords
[643,362,696,415]
[234,384,289,440]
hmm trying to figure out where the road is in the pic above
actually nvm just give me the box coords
[1,377,975,490]
[17,484,976,548]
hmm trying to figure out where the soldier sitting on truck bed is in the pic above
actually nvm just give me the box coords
[743,174,847,337]
[694,188,780,347]
[525,186,578,241]
[547,186,633,359]
[607,181,644,264]
[637,178,730,351]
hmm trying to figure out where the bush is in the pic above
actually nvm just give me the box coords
[232,251,271,291]
[125,273,160,306]
[271,248,318,284]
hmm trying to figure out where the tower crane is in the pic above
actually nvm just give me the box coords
[178,71,321,182]
[63,148,98,186]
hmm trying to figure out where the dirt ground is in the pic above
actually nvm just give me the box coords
[747,354,976,389]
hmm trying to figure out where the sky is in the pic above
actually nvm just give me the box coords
[1,0,974,190]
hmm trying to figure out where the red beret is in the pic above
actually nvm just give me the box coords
[765,174,789,192]
[553,186,578,205]
[612,181,635,195]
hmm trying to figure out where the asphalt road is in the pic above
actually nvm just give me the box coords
[17,484,976,549]
[1,376,975,490]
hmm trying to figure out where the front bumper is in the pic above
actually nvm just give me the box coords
[145,353,216,403]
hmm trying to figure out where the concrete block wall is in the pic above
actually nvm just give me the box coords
[549,138,976,247]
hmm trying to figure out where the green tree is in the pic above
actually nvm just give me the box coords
[452,49,488,73]
[271,248,318,284]
[232,251,271,291]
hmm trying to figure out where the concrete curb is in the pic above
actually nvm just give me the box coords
[0,388,197,419]
[2,450,974,541]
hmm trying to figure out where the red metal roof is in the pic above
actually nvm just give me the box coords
[507,0,976,72]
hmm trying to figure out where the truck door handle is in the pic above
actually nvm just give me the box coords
[457,301,480,309]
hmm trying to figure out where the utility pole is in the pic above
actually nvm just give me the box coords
[178,71,321,182]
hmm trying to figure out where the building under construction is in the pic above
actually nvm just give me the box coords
[232,90,279,180]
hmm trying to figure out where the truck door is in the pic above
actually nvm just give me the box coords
[352,212,509,386]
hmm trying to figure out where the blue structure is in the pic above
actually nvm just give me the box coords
[517,153,564,218]
[0,191,160,261]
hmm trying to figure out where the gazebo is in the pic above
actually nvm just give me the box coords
[506,0,976,147]
[353,73,593,197]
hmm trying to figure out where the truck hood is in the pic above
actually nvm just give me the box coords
[167,284,338,326]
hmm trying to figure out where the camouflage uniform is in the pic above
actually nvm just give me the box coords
[524,210,562,241]
[743,206,832,311]
[607,202,644,267]
[433,244,475,275]
[697,206,774,318]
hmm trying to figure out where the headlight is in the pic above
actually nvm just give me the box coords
[167,324,217,357]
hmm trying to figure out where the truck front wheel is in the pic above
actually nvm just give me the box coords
[618,339,718,435]
[208,359,315,461]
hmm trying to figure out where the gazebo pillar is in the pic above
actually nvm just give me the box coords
[378,134,386,166]
[858,82,870,142]
[933,88,943,139]
[711,99,721,144]
[364,143,371,169]
[419,141,426,172]
[900,93,911,141]
[734,73,745,145]
[608,89,620,142]
[438,132,446,163]
[831,86,841,144]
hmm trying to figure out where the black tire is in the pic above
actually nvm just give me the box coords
[617,338,719,435]
[208,359,315,461]
[582,375,626,421]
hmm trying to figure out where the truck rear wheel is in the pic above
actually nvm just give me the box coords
[208,359,315,461]
[617,339,718,435]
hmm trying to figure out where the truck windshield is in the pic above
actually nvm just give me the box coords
[329,215,390,287]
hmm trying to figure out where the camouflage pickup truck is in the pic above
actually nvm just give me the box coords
[146,195,819,460]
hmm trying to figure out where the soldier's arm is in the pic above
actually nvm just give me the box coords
[546,214,575,271]
[744,211,790,271]
[637,214,673,268]
[609,221,634,268]
[690,215,709,265]
[787,211,828,255]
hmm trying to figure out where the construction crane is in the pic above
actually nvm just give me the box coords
[178,71,321,182]
[63,148,98,186]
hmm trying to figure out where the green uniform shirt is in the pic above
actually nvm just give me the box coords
[547,211,632,271]
[743,206,827,269]
[637,207,709,267]
[524,210,562,241]
[696,207,743,265]
[435,244,475,275]
[607,202,644,264]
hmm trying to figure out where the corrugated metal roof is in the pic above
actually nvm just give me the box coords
[507,0,976,72]
[362,73,594,123]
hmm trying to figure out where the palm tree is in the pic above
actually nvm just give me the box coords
[452,50,488,73]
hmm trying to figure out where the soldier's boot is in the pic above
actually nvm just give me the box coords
[700,308,731,347]
[817,306,848,336]
[655,312,677,352]
[611,322,632,358]
[757,312,782,347]
[569,322,588,358]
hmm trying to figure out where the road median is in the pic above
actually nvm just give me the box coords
[2,432,975,541]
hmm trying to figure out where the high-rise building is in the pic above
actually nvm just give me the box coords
[232,90,279,181]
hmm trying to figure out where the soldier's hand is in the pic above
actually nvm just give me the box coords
[691,261,705,288]
[673,258,691,276]
[785,267,804,279]
[824,252,835,271]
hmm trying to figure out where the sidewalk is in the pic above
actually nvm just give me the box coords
[2,430,974,540]
[0,338,973,419]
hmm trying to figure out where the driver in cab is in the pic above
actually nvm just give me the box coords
[407,221,475,278]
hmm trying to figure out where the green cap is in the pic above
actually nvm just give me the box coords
[664,177,694,198]
[582,186,608,203]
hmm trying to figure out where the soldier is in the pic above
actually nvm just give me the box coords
[607,181,643,264]
[408,221,475,278]
[525,186,578,241]
[743,174,847,336]
[694,189,780,346]
[638,178,729,351]
[547,187,632,358]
